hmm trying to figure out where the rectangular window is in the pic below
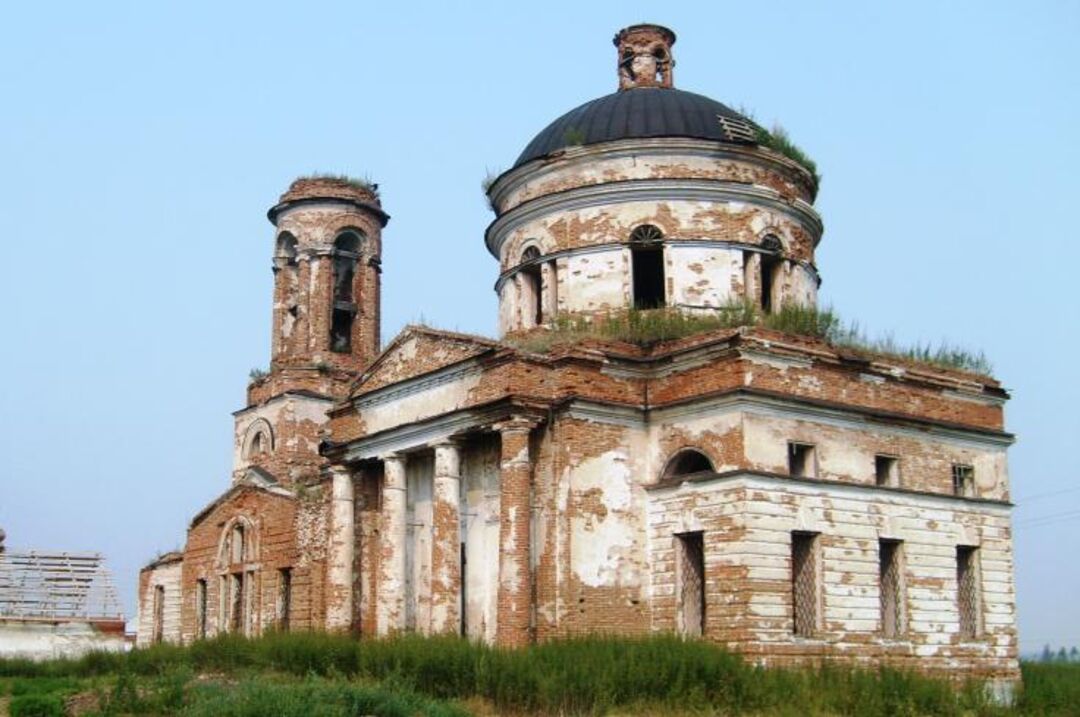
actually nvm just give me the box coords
[195,579,207,639]
[218,576,228,630]
[631,246,665,309]
[788,442,816,478]
[152,585,165,644]
[956,546,981,640]
[676,531,705,637]
[879,540,903,638]
[230,573,244,633]
[791,532,819,637]
[952,464,975,497]
[278,568,292,632]
[875,455,899,487]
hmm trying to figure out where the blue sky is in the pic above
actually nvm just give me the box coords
[0,2,1076,654]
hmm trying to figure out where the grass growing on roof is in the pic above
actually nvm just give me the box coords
[506,301,992,375]
[301,172,379,196]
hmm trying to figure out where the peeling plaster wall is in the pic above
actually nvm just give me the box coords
[495,142,816,211]
[667,245,743,309]
[561,249,629,314]
[233,394,333,484]
[499,199,816,269]
[741,413,1009,499]
[648,475,1017,681]
[558,418,651,635]
[358,370,483,435]
[136,560,182,646]
[495,195,819,334]
[0,620,127,660]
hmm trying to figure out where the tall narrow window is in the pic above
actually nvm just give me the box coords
[278,568,292,632]
[218,576,228,630]
[759,235,783,313]
[152,585,165,644]
[676,531,705,637]
[879,540,903,638]
[195,579,208,639]
[788,442,816,478]
[330,231,363,353]
[630,224,665,309]
[956,546,981,640]
[875,455,899,487]
[230,573,244,633]
[520,246,543,327]
[460,542,468,637]
[952,464,975,497]
[791,532,819,637]
[275,233,300,351]
[230,524,245,564]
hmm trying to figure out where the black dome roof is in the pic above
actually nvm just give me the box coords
[514,87,757,168]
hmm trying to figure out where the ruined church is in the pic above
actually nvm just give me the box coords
[139,24,1018,691]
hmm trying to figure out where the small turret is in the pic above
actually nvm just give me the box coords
[614,24,676,90]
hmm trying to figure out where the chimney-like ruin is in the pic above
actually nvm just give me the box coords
[613,24,676,90]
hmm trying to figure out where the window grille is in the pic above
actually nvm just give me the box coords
[879,540,903,638]
[278,568,292,632]
[630,224,663,243]
[152,585,165,644]
[676,532,705,637]
[957,546,980,639]
[952,464,974,497]
[791,532,819,637]
[196,579,207,639]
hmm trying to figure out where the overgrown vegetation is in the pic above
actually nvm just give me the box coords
[301,172,379,197]
[480,167,504,212]
[247,367,268,383]
[754,123,820,189]
[562,126,587,146]
[506,302,992,375]
[736,106,820,191]
[5,632,1066,716]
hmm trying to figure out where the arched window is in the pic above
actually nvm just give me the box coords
[276,232,298,263]
[275,233,300,351]
[662,449,715,481]
[330,231,364,352]
[230,524,245,564]
[243,420,273,460]
[520,246,543,328]
[630,225,665,309]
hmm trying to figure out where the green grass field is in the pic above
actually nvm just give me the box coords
[1,633,1077,716]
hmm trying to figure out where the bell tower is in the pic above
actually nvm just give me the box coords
[266,176,389,374]
[232,176,389,486]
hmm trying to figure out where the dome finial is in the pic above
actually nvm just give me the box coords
[613,24,676,91]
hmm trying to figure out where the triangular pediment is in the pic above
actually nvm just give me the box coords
[188,469,293,530]
[354,325,502,395]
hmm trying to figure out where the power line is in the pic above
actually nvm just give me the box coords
[1015,512,1080,530]
[1014,485,1080,504]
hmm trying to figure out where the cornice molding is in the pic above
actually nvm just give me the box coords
[485,178,823,258]
[645,470,1013,515]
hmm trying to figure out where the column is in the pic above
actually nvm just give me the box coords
[377,453,407,635]
[495,417,538,647]
[430,441,462,634]
[326,464,355,632]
